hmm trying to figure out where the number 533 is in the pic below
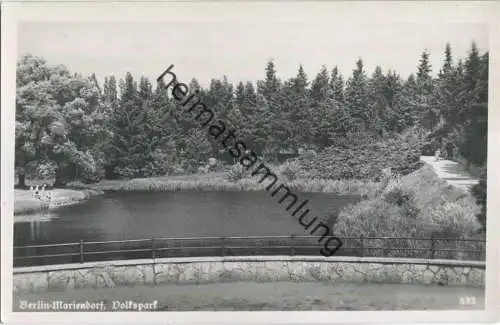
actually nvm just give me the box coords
[459,296,476,305]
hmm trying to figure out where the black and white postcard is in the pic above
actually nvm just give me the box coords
[1,1,499,324]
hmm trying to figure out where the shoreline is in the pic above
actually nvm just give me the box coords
[68,172,381,197]
[13,161,479,222]
[13,173,378,217]
[14,188,104,216]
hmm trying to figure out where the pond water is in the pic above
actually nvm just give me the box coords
[13,191,359,266]
[15,191,358,245]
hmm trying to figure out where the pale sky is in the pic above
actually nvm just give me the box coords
[17,22,488,87]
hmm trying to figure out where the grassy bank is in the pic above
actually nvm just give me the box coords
[68,171,380,197]
[14,188,103,216]
[333,164,483,259]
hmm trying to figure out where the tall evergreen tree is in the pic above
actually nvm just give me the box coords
[290,64,309,96]
[381,70,403,133]
[108,72,148,177]
[283,65,312,150]
[258,60,281,103]
[367,66,387,135]
[416,50,432,90]
[310,65,330,104]
[415,50,436,129]
[345,58,370,132]
[462,42,481,98]
[432,44,461,137]
[439,43,453,77]
[235,81,246,108]
[391,74,418,132]
[330,66,345,103]
[459,47,487,167]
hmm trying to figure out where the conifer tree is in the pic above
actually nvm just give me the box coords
[439,43,453,77]
[391,74,418,132]
[291,64,309,96]
[345,58,370,132]
[283,65,312,150]
[243,81,257,108]
[415,50,436,129]
[235,81,246,109]
[258,60,281,103]
[108,72,148,177]
[432,44,460,135]
[330,66,345,104]
[381,70,403,133]
[367,66,387,135]
[459,46,487,167]
[310,65,330,104]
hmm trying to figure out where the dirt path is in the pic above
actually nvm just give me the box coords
[13,282,484,311]
[420,156,479,191]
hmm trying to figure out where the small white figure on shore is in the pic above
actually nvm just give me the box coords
[197,165,209,174]
[434,149,441,162]
[30,183,52,202]
[32,185,41,200]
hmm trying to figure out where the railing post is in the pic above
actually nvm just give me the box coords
[290,235,295,256]
[151,238,157,285]
[360,235,364,257]
[79,240,84,263]
[430,236,435,259]
[221,237,225,257]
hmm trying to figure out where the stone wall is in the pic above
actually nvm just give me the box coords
[13,256,485,293]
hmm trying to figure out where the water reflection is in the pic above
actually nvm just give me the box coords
[15,213,56,243]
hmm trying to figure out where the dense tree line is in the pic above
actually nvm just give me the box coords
[15,42,488,227]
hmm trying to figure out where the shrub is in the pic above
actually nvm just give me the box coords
[426,200,481,237]
[279,160,301,181]
[334,174,419,239]
[196,158,225,174]
[114,167,136,179]
[36,161,57,179]
[79,164,104,184]
[140,149,174,177]
[182,159,203,174]
[335,197,421,238]
[171,164,186,175]
[381,179,420,220]
[207,157,224,172]
[470,167,487,231]
[421,138,440,156]
[298,129,426,180]
[226,164,246,182]
[334,164,482,259]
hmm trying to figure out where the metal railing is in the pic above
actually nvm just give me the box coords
[13,235,486,267]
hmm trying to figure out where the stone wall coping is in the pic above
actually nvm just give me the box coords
[13,255,485,274]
